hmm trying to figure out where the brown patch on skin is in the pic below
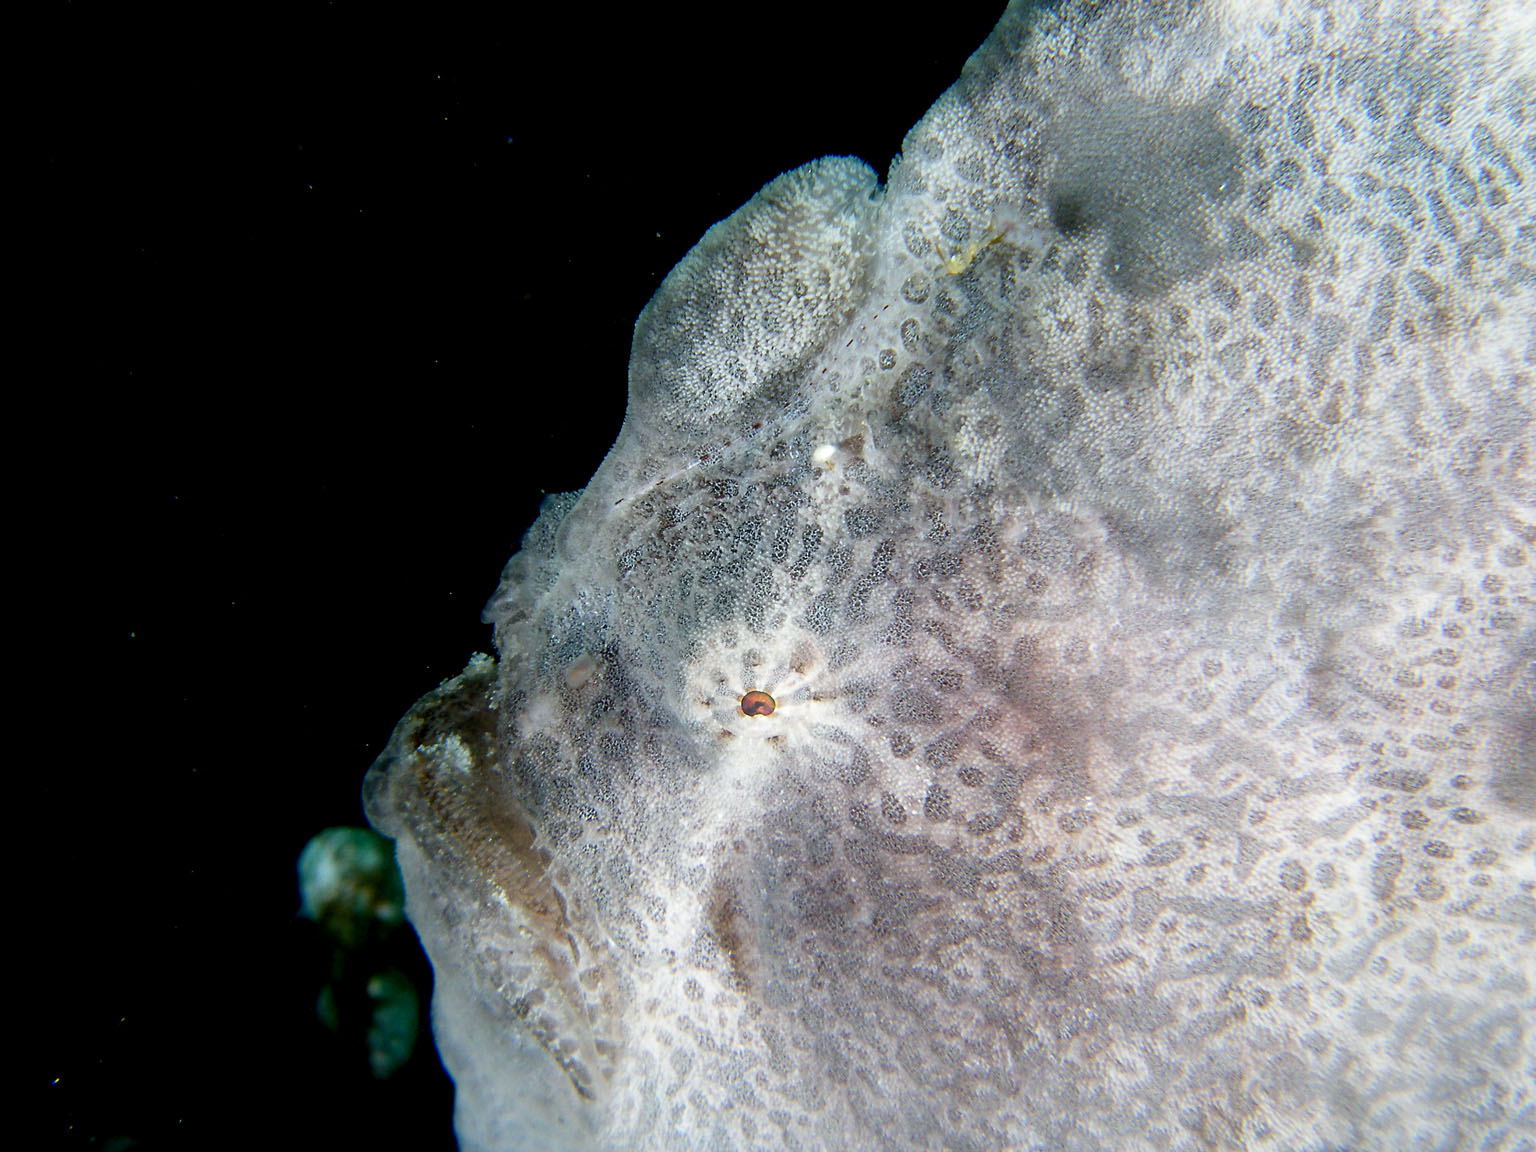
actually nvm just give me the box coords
[790,644,816,676]
[706,885,752,992]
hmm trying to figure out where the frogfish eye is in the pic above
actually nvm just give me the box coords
[739,690,776,717]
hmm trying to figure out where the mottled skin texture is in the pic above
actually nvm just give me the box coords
[364,1,1536,1148]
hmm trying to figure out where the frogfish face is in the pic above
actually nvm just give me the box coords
[364,2,1536,1149]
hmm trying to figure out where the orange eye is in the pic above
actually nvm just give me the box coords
[739,690,776,717]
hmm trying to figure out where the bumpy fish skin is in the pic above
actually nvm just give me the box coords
[365,1,1536,1148]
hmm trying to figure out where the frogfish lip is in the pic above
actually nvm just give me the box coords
[363,654,620,1107]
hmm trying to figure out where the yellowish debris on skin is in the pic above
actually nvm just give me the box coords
[934,207,1046,274]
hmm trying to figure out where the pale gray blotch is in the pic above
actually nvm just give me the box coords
[365,1,1536,1149]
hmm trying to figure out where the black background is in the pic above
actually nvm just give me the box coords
[38,2,1005,1148]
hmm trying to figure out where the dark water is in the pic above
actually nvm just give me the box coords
[36,4,1004,1148]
